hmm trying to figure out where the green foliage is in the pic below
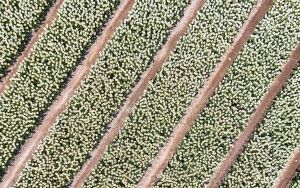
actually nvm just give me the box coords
[156,1,300,187]
[14,0,191,187]
[0,0,56,78]
[0,0,119,177]
[222,68,300,187]
[291,172,300,188]
[82,0,258,187]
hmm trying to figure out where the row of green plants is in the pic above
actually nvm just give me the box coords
[291,172,300,188]
[14,0,191,187]
[82,0,258,187]
[0,0,120,177]
[0,0,55,78]
[156,1,300,187]
[223,66,300,186]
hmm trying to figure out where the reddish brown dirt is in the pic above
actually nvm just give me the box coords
[0,0,64,95]
[0,1,134,187]
[207,42,300,188]
[273,148,300,188]
[70,0,206,187]
[137,0,273,187]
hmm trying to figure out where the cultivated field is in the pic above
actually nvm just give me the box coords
[291,173,300,188]
[0,0,55,78]
[0,0,299,187]
[0,0,120,183]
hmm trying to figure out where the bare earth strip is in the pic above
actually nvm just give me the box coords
[0,0,64,95]
[273,147,300,188]
[207,43,300,188]
[70,0,206,187]
[0,0,134,187]
[137,0,273,187]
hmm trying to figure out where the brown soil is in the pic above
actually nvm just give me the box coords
[0,0,64,95]
[0,0,134,187]
[273,148,300,188]
[137,0,273,187]
[206,44,300,187]
[70,0,206,187]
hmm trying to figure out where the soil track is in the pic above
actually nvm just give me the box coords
[137,0,273,187]
[207,43,300,188]
[0,0,64,95]
[273,147,300,188]
[0,0,134,187]
[70,0,206,187]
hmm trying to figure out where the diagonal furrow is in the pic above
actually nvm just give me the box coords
[70,0,206,187]
[0,0,64,95]
[138,0,272,187]
[273,147,300,188]
[14,0,192,187]
[0,0,133,187]
[207,42,300,188]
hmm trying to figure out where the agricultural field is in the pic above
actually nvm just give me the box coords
[291,173,300,188]
[0,0,55,78]
[0,0,120,177]
[0,0,299,187]
[84,0,257,187]
[156,1,300,187]
[223,66,300,187]
[14,0,191,187]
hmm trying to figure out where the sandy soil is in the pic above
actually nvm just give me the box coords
[0,0,133,187]
[206,42,300,187]
[70,0,206,187]
[273,148,300,188]
[137,0,273,187]
[0,0,64,95]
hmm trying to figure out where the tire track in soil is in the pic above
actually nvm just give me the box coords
[207,43,300,188]
[0,0,64,95]
[273,147,300,188]
[137,0,273,187]
[0,0,134,187]
[70,0,206,187]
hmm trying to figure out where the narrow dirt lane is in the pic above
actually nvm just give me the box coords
[137,0,273,187]
[273,147,300,188]
[70,0,206,187]
[207,42,300,188]
[0,0,64,95]
[0,0,134,187]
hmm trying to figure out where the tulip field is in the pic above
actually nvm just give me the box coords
[0,0,55,78]
[0,0,299,187]
[292,173,300,188]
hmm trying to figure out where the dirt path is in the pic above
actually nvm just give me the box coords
[137,1,273,187]
[273,147,300,188]
[0,0,64,95]
[206,43,300,188]
[0,1,134,187]
[70,0,206,187]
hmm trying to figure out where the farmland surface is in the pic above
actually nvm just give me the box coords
[83,0,257,187]
[14,0,191,187]
[222,65,300,187]
[0,0,55,78]
[0,0,299,187]
[0,0,120,177]
[291,173,300,188]
[156,1,300,187]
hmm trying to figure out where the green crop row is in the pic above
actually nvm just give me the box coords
[14,0,191,187]
[156,1,300,187]
[82,0,257,187]
[0,0,120,177]
[0,0,55,78]
[291,173,300,188]
[222,67,300,186]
